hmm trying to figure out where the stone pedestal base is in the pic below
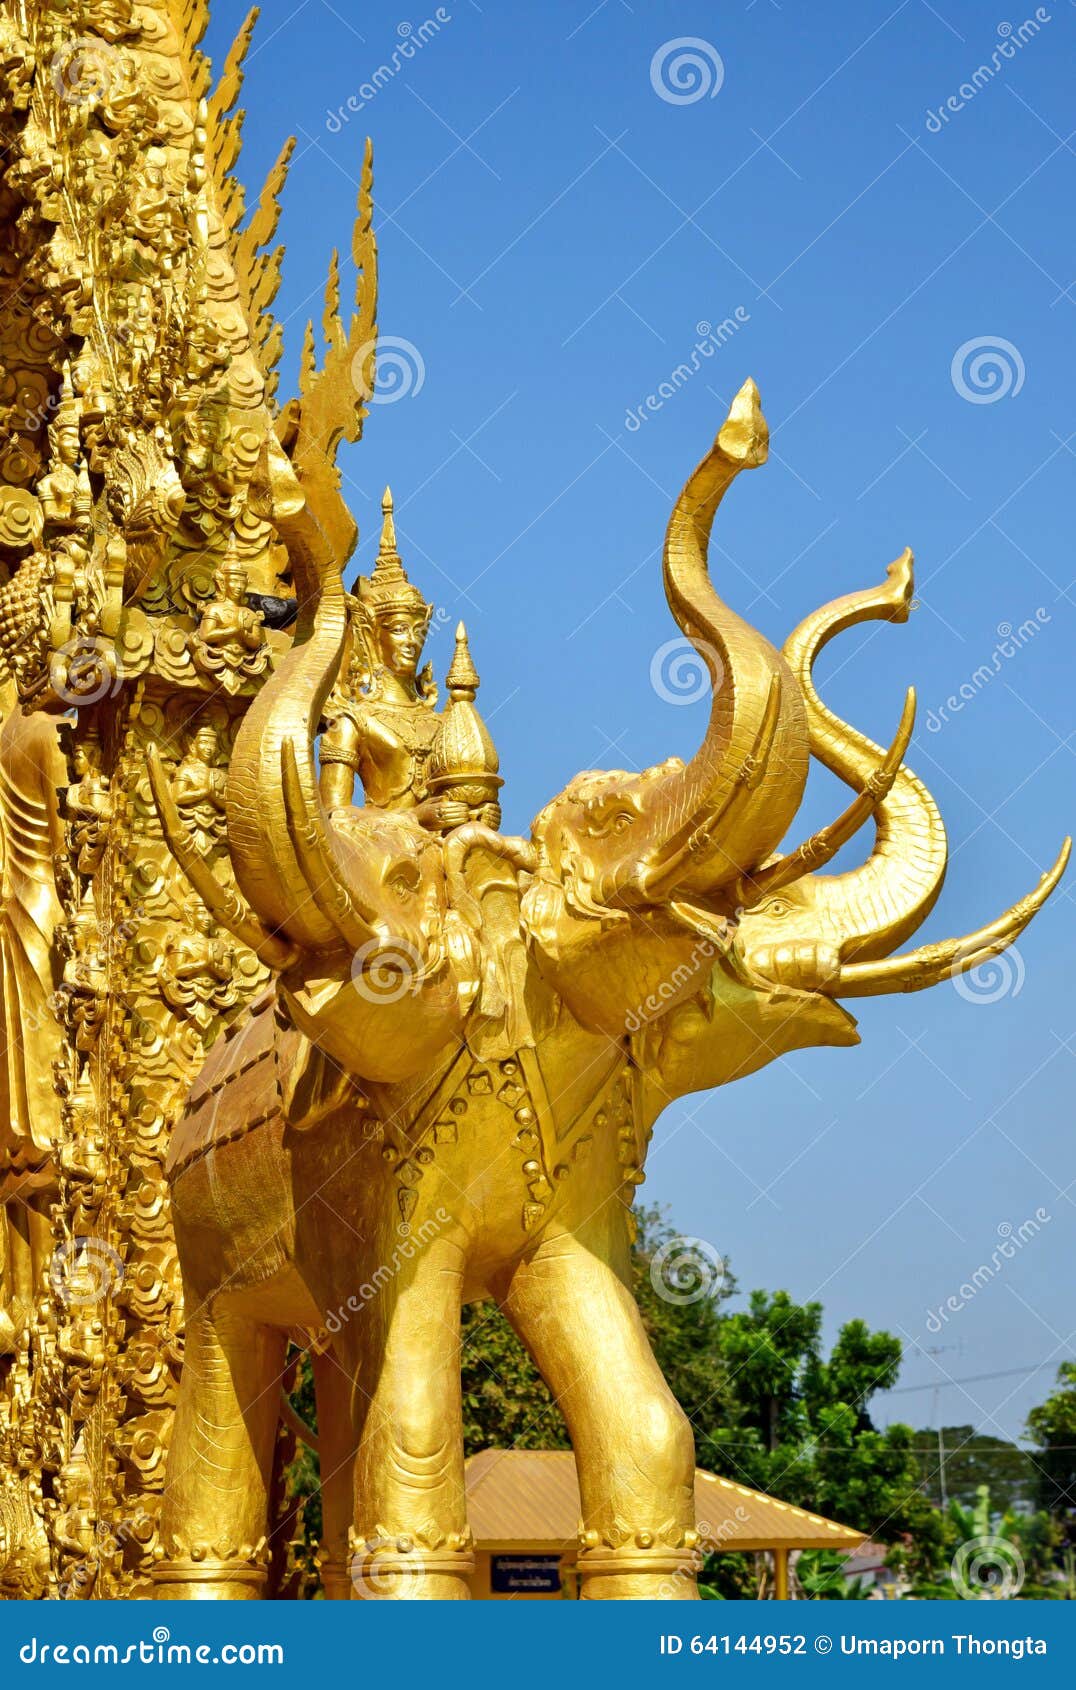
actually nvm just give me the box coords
[349,1539,475,1600]
[152,1555,268,1601]
[578,1547,700,1600]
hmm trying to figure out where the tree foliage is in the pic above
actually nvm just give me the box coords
[1027,1362,1076,1540]
[909,1426,1036,1514]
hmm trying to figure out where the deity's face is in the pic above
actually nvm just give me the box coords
[185,899,214,935]
[375,611,427,681]
[55,420,80,464]
[217,565,247,603]
[191,725,219,762]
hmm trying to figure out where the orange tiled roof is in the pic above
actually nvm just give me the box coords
[465,1449,865,1553]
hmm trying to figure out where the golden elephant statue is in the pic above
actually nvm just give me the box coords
[147,382,1067,1601]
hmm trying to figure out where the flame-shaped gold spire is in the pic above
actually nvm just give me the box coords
[379,485,398,557]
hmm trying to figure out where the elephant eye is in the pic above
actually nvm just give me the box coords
[384,859,421,901]
[764,898,789,919]
[582,800,639,838]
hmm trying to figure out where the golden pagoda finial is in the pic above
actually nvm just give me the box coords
[445,621,480,701]
[428,623,501,811]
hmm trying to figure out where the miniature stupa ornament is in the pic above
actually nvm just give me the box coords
[428,621,502,811]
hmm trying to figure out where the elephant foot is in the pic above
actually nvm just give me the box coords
[349,1532,474,1600]
[577,1544,700,1600]
[151,1540,269,1601]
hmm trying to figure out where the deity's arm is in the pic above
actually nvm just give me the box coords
[239,611,266,651]
[197,614,241,648]
[318,711,361,809]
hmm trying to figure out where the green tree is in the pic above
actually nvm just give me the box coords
[942,1484,1061,1599]
[1027,1362,1076,1544]
[693,1291,946,1585]
[910,1427,1036,1514]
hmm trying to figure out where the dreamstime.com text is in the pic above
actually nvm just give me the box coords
[18,1633,284,1667]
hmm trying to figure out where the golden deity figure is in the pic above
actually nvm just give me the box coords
[189,557,269,695]
[320,489,442,821]
[170,716,227,854]
[35,366,90,535]
[0,0,1067,1607]
[65,737,111,878]
[320,490,502,836]
[158,896,238,1032]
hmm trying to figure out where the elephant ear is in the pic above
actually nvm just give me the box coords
[281,1031,369,1130]
[166,992,283,1180]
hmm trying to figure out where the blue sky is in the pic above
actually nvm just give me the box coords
[209,0,1075,1446]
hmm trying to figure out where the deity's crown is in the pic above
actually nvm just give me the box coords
[356,487,432,623]
[50,362,80,439]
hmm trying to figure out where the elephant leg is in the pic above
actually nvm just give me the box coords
[156,1295,286,1600]
[499,1231,699,1600]
[348,1236,472,1600]
[313,1349,356,1599]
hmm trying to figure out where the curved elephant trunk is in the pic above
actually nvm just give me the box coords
[781,549,947,961]
[628,380,808,904]
[225,449,382,954]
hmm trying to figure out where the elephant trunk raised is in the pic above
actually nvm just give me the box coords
[223,463,422,962]
[603,379,810,911]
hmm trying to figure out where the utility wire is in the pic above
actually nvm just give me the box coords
[884,1360,1067,1394]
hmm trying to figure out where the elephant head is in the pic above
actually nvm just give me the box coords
[518,382,1068,1059]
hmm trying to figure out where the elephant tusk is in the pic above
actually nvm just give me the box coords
[780,548,948,962]
[736,688,917,909]
[279,739,388,955]
[146,744,299,972]
[644,378,808,903]
[827,838,1070,997]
